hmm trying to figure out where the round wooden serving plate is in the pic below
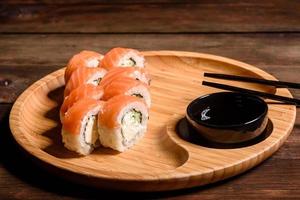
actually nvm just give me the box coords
[9,51,296,191]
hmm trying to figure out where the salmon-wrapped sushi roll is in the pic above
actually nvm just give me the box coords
[98,95,149,152]
[100,47,145,70]
[103,77,151,108]
[60,84,104,121]
[64,67,107,97]
[65,50,103,83]
[100,67,150,89]
[62,98,105,155]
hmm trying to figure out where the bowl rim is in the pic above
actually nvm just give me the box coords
[186,92,268,129]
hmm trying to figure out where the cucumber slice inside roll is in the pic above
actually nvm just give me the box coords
[91,77,102,85]
[132,93,143,98]
[121,57,136,66]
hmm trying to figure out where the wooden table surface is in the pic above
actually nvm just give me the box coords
[0,1,300,199]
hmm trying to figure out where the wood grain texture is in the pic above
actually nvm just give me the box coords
[5,0,253,3]
[1,106,300,198]
[9,51,296,191]
[1,33,300,103]
[1,1,300,33]
[1,34,300,68]
[1,0,214,4]
[1,0,300,196]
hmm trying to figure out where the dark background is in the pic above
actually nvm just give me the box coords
[0,0,300,199]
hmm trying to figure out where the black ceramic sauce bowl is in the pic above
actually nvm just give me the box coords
[186,92,268,144]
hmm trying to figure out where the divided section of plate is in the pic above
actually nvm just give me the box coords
[9,51,296,191]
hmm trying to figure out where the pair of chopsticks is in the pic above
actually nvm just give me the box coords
[202,73,300,106]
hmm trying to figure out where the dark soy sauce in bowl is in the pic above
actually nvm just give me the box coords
[186,92,268,144]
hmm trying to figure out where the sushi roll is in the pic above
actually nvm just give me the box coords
[100,47,145,70]
[65,50,103,83]
[64,66,107,97]
[62,98,105,155]
[98,95,149,152]
[103,77,151,108]
[60,84,104,122]
[100,67,150,89]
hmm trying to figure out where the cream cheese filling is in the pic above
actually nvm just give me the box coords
[121,109,142,144]
[83,115,98,145]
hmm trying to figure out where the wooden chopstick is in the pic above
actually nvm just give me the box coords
[204,73,300,89]
[202,81,300,106]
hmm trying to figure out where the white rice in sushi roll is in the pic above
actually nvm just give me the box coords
[62,99,104,155]
[100,47,145,70]
[102,77,151,108]
[98,95,149,152]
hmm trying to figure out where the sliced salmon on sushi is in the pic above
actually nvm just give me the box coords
[60,84,104,122]
[98,95,149,152]
[103,77,151,108]
[100,67,150,89]
[62,98,105,155]
[64,67,107,97]
[100,47,145,70]
[65,50,103,83]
